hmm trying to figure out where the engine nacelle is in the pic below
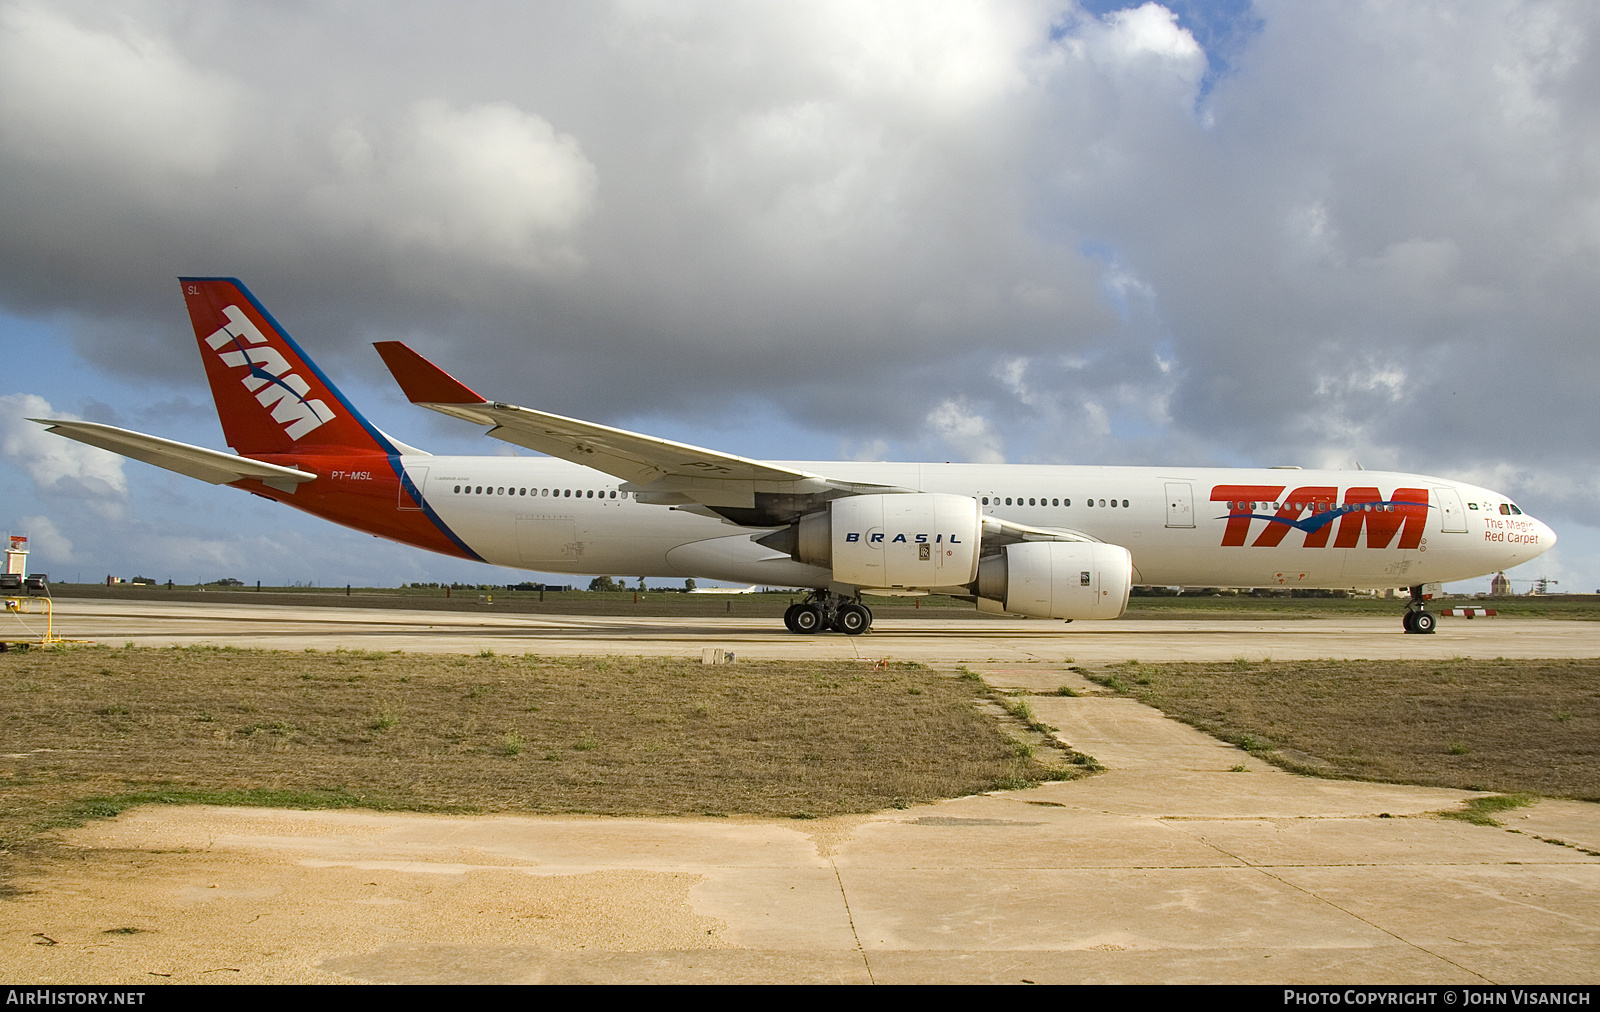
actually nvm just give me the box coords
[785,493,982,589]
[975,541,1133,620]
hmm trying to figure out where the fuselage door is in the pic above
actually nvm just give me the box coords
[1163,482,1195,528]
[398,465,429,511]
[1433,486,1468,533]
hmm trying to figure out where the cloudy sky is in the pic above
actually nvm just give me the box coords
[0,0,1594,592]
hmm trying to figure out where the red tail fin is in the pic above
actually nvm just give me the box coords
[181,278,392,456]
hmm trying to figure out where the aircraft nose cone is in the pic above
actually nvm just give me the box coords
[1539,518,1558,551]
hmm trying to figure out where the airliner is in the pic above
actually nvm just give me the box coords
[35,278,1555,635]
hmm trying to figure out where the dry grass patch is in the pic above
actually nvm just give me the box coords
[0,645,1074,882]
[1087,658,1600,799]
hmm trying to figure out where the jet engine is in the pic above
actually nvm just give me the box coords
[759,493,983,589]
[974,541,1133,620]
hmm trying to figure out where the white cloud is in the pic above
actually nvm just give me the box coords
[839,437,890,462]
[0,394,126,517]
[13,514,71,565]
[1313,363,1407,403]
[1077,2,1206,90]
[1096,3,1205,64]
[926,399,1005,463]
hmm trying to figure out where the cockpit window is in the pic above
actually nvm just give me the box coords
[1500,504,1511,515]
[1510,504,1523,515]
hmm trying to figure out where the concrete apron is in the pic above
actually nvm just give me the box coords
[6,667,1598,985]
[42,598,1600,662]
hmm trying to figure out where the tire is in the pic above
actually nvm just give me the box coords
[836,603,870,636]
[792,605,825,634]
[1402,610,1417,633]
[1413,610,1436,634]
[783,604,801,633]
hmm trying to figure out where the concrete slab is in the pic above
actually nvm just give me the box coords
[838,865,1396,951]
[1175,816,1599,867]
[836,797,1246,869]
[1502,800,1600,857]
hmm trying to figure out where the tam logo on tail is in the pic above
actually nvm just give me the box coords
[182,277,391,457]
[203,304,336,441]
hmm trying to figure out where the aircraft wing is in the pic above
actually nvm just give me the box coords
[374,341,904,513]
[32,419,317,492]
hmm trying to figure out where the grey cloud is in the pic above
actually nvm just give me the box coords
[0,0,1595,559]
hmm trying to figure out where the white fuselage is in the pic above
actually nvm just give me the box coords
[411,457,1555,591]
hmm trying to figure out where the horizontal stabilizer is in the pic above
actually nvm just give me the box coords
[32,419,317,492]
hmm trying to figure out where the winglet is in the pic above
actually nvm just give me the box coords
[374,341,487,405]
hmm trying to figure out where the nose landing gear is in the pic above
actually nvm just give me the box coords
[1402,585,1436,634]
[783,590,873,635]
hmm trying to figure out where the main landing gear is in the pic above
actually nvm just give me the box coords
[1402,584,1437,634]
[783,590,873,636]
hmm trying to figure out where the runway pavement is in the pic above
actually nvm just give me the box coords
[30,596,1600,662]
[4,599,1598,984]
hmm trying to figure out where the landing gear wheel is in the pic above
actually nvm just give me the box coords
[791,604,825,634]
[836,603,870,636]
[1402,584,1436,634]
[783,604,802,633]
